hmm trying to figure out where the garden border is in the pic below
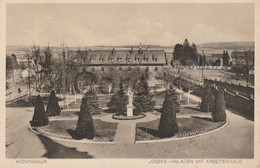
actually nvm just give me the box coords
[135,115,229,143]
[28,122,114,144]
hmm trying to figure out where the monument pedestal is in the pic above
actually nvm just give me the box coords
[127,104,133,117]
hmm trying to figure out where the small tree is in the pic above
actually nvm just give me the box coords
[200,85,215,112]
[107,80,128,115]
[159,88,179,137]
[46,90,61,116]
[133,75,155,112]
[212,89,226,122]
[75,97,94,139]
[30,95,49,126]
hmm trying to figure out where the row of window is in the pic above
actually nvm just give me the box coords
[73,57,158,63]
[89,66,159,72]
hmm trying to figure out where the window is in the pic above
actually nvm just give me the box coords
[118,58,122,62]
[108,58,113,61]
[146,67,149,71]
[154,58,158,61]
[137,67,140,71]
[101,67,104,71]
[127,58,131,62]
[99,58,104,62]
[145,58,149,61]
[82,58,86,64]
[78,81,83,89]
[92,67,95,72]
[73,58,77,62]
[90,58,95,62]
[128,67,131,71]
[119,67,122,71]
[155,67,158,71]
[136,58,140,61]
[109,67,113,71]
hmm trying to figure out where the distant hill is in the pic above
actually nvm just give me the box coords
[197,42,254,50]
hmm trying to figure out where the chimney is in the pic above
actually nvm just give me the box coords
[139,43,142,54]
[112,48,115,54]
[130,47,133,54]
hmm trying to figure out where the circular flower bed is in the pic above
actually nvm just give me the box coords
[112,114,146,120]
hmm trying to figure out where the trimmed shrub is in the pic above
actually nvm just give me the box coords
[84,90,102,115]
[133,75,155,112]
[158,88,179,137]
[30,95,49,126]
[212,89,226,122]
[133,102,142,115]
[46,90,61,116]
[107,80,128,116]
[200,85,215,112]
[75,97,94,139]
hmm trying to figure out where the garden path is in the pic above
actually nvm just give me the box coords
[97,113,159,143]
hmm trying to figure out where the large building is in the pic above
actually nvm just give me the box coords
[68,47,168,72]
[67,47,168,92]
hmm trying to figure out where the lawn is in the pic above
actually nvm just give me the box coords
[38,119,118,142]
[6,95,63,107]
[136,117,225,141]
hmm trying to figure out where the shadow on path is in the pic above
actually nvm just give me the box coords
[191,116,212,122]
[37,134,94,158]
[226,108,254,121]
[138,127,161,138]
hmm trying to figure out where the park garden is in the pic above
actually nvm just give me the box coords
[28,69,227,143]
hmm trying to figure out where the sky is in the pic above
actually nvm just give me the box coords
[6,3,254,47]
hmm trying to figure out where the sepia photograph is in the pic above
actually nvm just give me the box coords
[1,0,259,167]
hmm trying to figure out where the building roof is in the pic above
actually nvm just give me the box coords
[68,49,166,66]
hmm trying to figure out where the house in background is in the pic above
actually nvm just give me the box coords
[21,68,35,78]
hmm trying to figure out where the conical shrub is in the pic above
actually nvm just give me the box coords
[200,85,215,112]
[133,75,155,112]
[75,97,94,139]
[159,88,179,137]
[30,95,49,126]
[212,89,226,122]
[107,80,128,116]
[84,90,102,115]
[46,90,61,116]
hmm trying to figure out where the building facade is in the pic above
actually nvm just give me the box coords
[67,48,168,92]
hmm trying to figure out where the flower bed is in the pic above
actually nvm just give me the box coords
[136,117,226,141]
[112,114,146,120]
[32,119,118,142]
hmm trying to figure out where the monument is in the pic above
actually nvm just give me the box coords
[127,87,134,117]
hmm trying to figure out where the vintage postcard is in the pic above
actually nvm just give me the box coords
[0,0,259,168]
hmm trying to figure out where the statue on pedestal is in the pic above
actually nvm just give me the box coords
[126,87,133,117]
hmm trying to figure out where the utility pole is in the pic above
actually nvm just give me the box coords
[61,43,67,109]
[202,50,204,82]
[27,52,31,102]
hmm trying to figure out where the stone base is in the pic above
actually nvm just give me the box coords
[127,106,133,117]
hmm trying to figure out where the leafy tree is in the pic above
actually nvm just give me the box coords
[75,97,94,139]
[212,89,226,122]
[107,80,128,115]
[173,43,183,61]
[172,39,199,66]
[30,95,49,126]
[133,75,155,112]
[6,54,18,77]
[46,90,61,116]
[159,88,179,137]
[200,85,215,112]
